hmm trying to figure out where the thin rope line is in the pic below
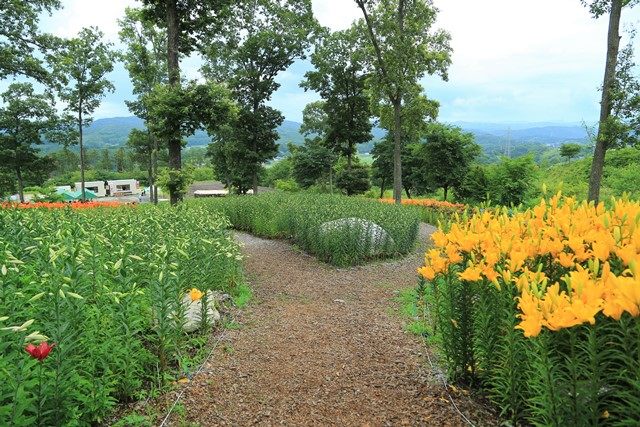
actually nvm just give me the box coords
[159,315,234,427]
[423,345,475,427]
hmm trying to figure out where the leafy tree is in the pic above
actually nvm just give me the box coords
[455,165,489,203]
[487,155,538,206]
[51,147,80,176]
[98,149,112,171]
[336,164,371,196]
[354,0,452,203]
[607,37,640,146]
[146,81,236,198]
[290,140,337,190]
[263,158,293,187]
[1,0,61,82]
[119,7,168,203]
[371,134,415,198]
[291,102,338,190]
[206,128,256,194]
[416,123,480,201]
[141,0,231,204]
[50,27,115,200]
[115,148,127,173]
[0,83,57,202]
[203,0,317,194]
[560,143,583,161]
[583,0,639,202]
[301,28,372,169]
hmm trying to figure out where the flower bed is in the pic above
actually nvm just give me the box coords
[417,195,640,425]
[1,201,123,209]
[0,204,244,425]
[380,198,466,227]
[197,193,420,266]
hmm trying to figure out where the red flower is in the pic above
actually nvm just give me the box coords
[25,342,55,361]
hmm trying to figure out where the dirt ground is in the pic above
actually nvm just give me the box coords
[163,225,496,426]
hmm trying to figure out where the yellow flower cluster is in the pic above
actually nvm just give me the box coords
[418,194,640,337]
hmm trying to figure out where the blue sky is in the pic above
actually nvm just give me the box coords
[33,0,640,124]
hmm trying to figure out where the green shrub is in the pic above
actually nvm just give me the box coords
[274,178,300,192]
[336,165,371,196]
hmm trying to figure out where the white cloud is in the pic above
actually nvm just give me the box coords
[36,0,640,122]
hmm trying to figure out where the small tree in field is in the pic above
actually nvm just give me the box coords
[418,123,480,201]
[560,143,583,162]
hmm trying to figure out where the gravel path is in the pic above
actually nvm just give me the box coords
[169,224,494,426]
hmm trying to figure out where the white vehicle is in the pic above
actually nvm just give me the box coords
[74,179,141,197]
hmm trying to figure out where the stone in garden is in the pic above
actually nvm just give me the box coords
[182,292,221,333]
[318,217,394,255]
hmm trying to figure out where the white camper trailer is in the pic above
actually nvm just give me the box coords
[74,179,140,197]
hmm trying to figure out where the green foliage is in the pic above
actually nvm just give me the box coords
[420,269,640,425]
[355,0,452,200]
[262,158,293,187]
[301,28,372,166]
[335,164,371,196]
[156,167,193,200]
[0,83,59,201]
[200,192,419,266]
[542,147,640,200]
[0,203,243,425]
[274,178,299,192]
[203,0,317,192]
[0,0,62,82]
[559,143,583,161]
[487,155,538,206]
[455,165,489,203]
[413,123,481,200]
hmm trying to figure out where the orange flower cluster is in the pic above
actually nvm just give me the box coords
[380,198,465,210]
[1,201,123,210]
[418,194,640,337]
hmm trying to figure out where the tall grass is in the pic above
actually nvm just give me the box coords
[194,192,420,266]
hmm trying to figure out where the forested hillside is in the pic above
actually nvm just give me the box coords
[43,115,590,161]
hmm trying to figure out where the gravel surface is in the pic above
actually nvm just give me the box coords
[164,224,496,426]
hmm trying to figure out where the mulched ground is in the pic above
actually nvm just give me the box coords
[161,225,497,426]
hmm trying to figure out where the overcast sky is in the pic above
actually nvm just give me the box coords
[35,0,640,124]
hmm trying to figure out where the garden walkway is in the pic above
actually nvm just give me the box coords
[164,225,493,426]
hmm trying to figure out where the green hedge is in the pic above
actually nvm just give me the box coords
[193,192,420,266]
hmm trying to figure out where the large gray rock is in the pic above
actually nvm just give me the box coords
[181,291,221,333]
[318,217,394,255]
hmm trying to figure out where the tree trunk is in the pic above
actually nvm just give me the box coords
[404,185,411,199]
[380,176,385,199]
[252,170,258,196]
[329,165,333,194]
[166,0,182,205]
[16,166,24,203]
[152,134,159,204]
[588,0,623,203]
[392,99,403,204]
[443,185,448,201]
[79,110,85,201]
[252,100,260,196]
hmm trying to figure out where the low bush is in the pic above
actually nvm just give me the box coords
[417,194,640,425]
[196,192,420,266]
[0,203,243,426]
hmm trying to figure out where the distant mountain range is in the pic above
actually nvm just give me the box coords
[45,115,592,162]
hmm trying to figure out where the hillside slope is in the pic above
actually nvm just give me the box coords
[45,116,591,160]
